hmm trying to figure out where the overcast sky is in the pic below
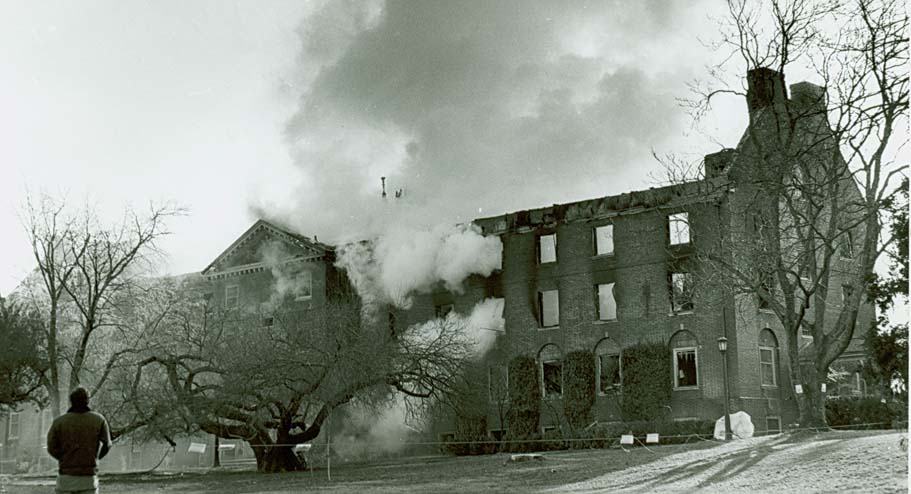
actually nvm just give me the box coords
[1,0,777,295]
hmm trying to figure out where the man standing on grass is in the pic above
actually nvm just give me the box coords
[47,387,112,494]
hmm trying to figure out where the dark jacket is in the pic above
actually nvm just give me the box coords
[47,407,112,475]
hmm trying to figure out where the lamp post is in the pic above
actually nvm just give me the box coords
[717,336,733,441]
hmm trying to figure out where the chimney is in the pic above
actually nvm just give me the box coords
[381,177,387,199]
[704,148,736,179]
[746,68,787,114]
[789,81,826,116]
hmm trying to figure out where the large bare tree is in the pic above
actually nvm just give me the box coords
[120,284,471,473]
[678,0,907,427]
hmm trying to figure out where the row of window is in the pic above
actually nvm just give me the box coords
[537,212,690,264]
[222,269,313,309]
[536,273,694,328]
[488,329,781,401]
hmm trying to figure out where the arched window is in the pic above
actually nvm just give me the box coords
[594,338,621,394]
[670,330,698,389]
[538,344,563,398]
[759,329,778,387]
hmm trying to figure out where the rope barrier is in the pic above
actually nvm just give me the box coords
[231,420,903,449]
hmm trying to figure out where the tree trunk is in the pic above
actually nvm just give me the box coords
[47,301,60,417]
[796,369,829,429]
[251,443,306,473]
[787,327,830,429]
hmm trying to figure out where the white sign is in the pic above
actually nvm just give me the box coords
[795,384,803,394]
[646,433,659,444]
[820,383,827,392]
[620,434,634,445]
[188,442,206,454]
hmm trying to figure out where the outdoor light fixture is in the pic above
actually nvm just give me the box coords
[717,336,732,441]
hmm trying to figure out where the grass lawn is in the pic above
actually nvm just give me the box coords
[5,430,906,493]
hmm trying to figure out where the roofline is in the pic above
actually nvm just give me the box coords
[201,219,331,275]
[473,177,729,227]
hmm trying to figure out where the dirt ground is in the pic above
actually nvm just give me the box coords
[4,430,906,493]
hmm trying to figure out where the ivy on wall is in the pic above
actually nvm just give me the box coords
[563,350,596,430]
[620,342,672,421]
[506,355,540,438]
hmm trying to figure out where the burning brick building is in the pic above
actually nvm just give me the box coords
[3,68,874,473]
[190,69,871,443]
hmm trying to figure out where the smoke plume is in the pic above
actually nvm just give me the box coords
[330,398,418,461]
[258,241,311,309]
[336,223,502,310]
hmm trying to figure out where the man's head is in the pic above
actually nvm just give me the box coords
[69,387,89,409]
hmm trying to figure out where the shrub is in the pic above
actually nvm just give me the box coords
[563,351,596,430]
[506,355,540,439]
[620,343,672,421]
[826,397,907,429]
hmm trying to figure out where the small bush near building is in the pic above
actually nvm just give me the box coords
[825,397,907,429]
[563,351,596,431]
[620,343,672,421]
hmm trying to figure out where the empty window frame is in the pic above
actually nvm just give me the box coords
[538,234,557,264]
[597,283,617,321]
[595,338,621,394]
[538,289,560,328]
[670,330,698,389]
[225,285,239,309]
[539,344,563,398]
[839,230,855,259]
[294,269,313,301]
[594,224,614,256]
[599,354,621,392]
[542,361,562,398]
[674,349,698,388]
[759,329,778,387]
[669,272,695,313]
[668,212,690,246]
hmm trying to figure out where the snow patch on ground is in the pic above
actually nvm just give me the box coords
[550,432,908,493]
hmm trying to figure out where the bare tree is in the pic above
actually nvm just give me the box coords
[21,194,79,416]
[123,288,471,473]
[20,194,180,416]
[676,0,907,427]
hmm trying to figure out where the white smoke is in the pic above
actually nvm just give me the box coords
[463,297,505,357]
[336,223,502,310]
[403,297,504,359]
[259,241,311,309]
[330,398,418,461]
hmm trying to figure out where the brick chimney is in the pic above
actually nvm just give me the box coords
[746,68,788,114]
[705,148,736,179]
[789,81,826,117]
